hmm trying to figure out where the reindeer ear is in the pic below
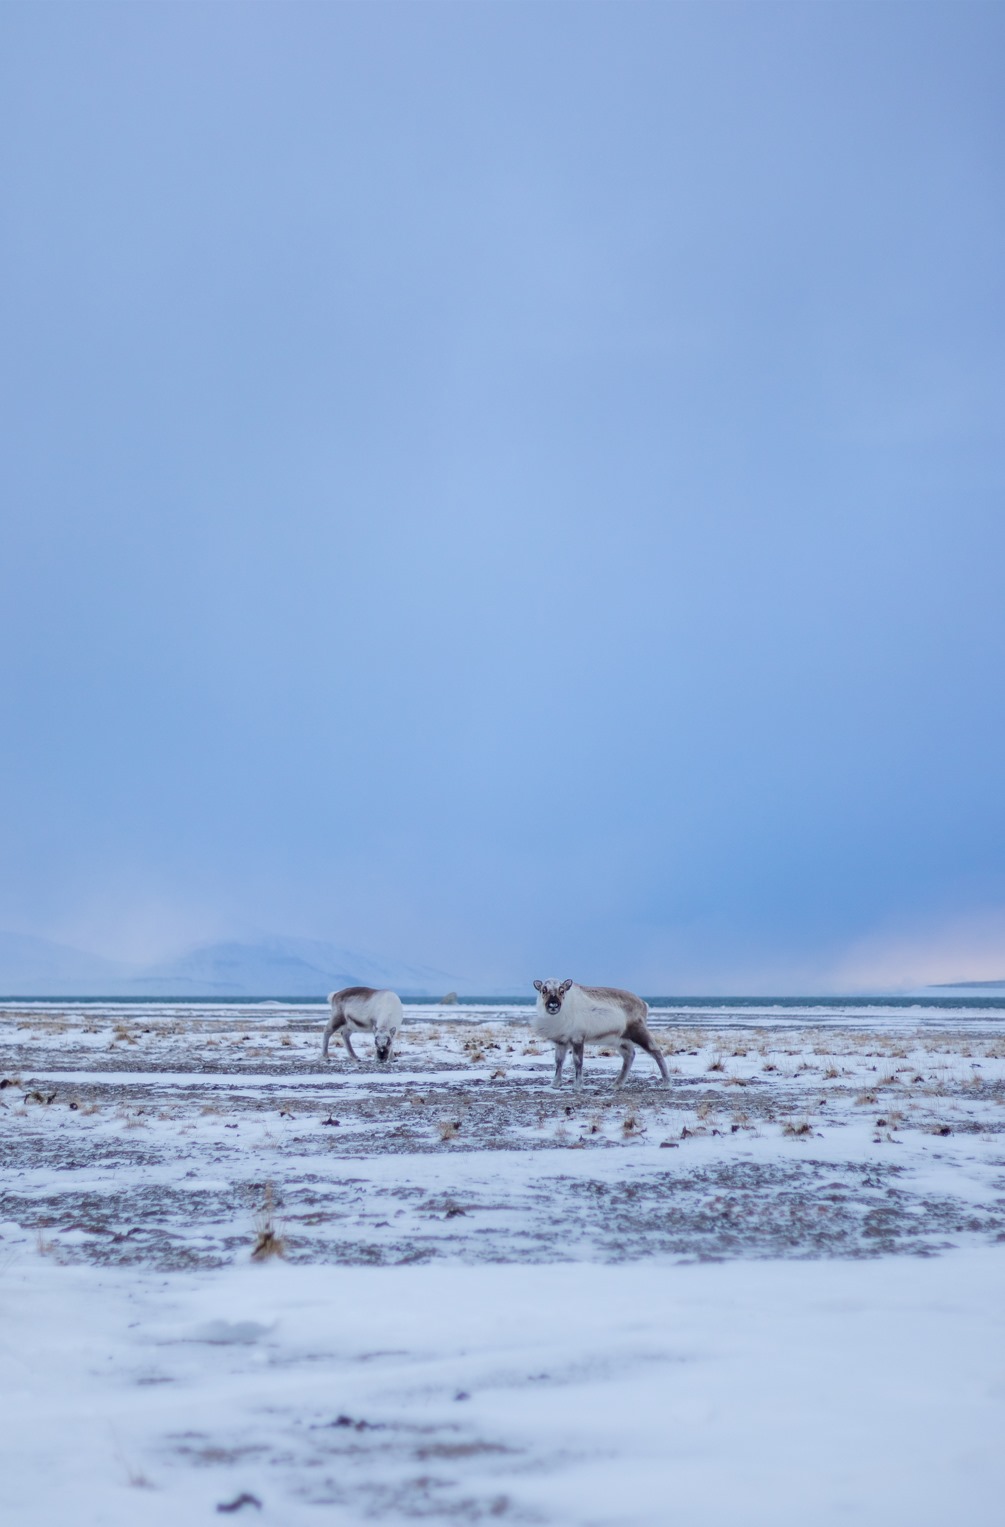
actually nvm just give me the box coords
[533,979,544,993]
[560,979,573,994]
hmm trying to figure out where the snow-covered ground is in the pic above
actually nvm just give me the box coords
[2,1000,1004,1523]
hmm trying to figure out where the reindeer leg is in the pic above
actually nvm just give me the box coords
[552,1041,569,1088]
[572,1039,585,1091]
[342,1026,361,1062]
[615,1038,636,1088]
[647,1038,670,1083]
[624,1019,670,1082]
[321,1012,343,1060]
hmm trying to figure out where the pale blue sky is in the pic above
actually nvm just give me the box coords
[2,2,1003,991]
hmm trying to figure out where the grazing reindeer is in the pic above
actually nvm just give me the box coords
[322,987,403,1064]
[532,979,669,1090]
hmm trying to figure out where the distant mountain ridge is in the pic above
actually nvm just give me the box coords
[0,930,459,998]
[0,931,128,994]
[927,978,1005,990]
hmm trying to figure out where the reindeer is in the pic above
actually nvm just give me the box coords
[532,979,669,1090]
[321,987,403,1064]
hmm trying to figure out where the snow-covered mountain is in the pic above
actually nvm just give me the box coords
[0,931,131,995]
[131,936,457,998]
[0,931,461,998]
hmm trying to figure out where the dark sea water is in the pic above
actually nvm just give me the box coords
[4,992,1005,1028]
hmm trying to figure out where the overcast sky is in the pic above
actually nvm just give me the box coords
[2,1,1003,991]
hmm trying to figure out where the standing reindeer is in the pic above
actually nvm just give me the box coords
[322,987,403,1063]
[533,979,669,1090]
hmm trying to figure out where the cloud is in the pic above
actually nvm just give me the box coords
[827,907,1005,991]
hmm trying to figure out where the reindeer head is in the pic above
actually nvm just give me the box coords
[374,1023,398,1063]
[533,978,573,1016]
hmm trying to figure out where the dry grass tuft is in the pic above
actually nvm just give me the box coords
[438,1119,462,1142]
[251,1183,286,1261]
[111,1430,155,1490]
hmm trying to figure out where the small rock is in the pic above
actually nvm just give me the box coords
[216,1493,262,1514]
